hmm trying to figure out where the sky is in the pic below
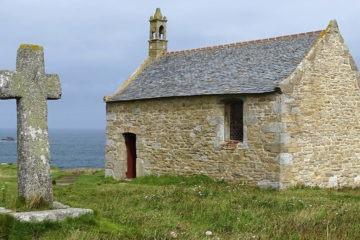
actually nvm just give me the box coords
[0,0,359,130]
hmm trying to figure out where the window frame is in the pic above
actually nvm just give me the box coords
[224,100,244,142]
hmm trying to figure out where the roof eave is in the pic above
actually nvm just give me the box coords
[105,90,281,103]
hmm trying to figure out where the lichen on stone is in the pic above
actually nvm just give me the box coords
[19,44,44,51]
[0,44,62,204]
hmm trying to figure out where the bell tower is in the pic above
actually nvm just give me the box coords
[148,8,167,58]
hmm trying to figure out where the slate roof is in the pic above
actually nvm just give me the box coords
[109,30,322,102]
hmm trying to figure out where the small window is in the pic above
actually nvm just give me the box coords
[159,25,165,39]
[228,101,243,141]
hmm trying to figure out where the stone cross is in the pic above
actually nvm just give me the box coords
[0,44,61,204]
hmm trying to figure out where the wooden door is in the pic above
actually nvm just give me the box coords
[123,133,136,178]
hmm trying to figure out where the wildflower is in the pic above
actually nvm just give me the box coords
[170,231,177,238]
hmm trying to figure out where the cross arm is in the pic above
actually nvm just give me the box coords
[45,74,62,100]
[0,70,21,99]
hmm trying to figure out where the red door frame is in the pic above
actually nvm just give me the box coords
[123,133,137,178]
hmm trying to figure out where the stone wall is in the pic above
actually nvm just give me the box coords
[105,21,359,189]
[105,94,282,187]
[279,21,360,188]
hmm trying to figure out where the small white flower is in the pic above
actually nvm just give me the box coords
[170,231,177,238]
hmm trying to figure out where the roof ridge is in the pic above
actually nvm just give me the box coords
[166,30,323,55]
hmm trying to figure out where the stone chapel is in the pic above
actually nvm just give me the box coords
[104,8,360,188]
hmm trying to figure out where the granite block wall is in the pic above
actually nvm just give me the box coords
[278,21,360,188]
[105,94,282,187]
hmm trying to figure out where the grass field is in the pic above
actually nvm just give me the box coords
[0,164,359,240]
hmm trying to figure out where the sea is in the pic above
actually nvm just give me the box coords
[0,129,105,169]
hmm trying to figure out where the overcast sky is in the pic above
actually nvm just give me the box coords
[0,0,359,130]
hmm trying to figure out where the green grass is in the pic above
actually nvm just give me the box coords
[0,164,359,239]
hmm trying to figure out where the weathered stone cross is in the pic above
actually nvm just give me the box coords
[0,44,61,204]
